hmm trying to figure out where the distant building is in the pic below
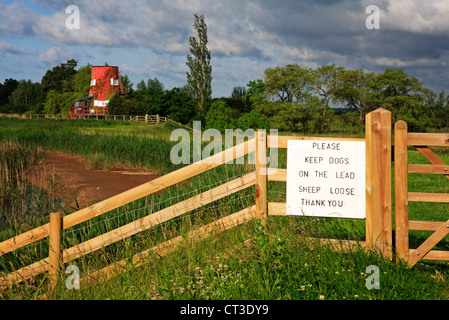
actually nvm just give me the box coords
[70,66,126,117]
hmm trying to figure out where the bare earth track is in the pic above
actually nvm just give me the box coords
[24,151,160,209]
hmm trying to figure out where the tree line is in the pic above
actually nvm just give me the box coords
[1,13,448,133]
[1,60,448,133]
[248,64,449,133]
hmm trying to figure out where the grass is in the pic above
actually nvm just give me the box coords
[40,218,448,300]
[0,117,448,300]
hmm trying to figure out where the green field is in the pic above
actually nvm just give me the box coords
[0,117,448,300]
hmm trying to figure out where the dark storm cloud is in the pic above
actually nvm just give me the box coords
[1,0,449,94]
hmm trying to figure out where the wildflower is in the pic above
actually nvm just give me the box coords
[354,294,359,299]
[319,295,325,300]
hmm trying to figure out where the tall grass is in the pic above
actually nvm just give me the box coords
[0,140,66,231]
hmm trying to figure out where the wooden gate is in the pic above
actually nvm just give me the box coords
[394,120,449,265]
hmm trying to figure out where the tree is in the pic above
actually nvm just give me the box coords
[236,110,269,131]
[41,59,78,93]
[231,86,247,100]
[312,64,345,108]
[43,90,77,115]
[186,14,212,114]
[205,100,236,131]
[9,79,44,112]
[244,79,265,111]
[264,64,314,103]
[135,77,166,115]
[337,69,379,124]
[120,75,134,96]
[163,86,197,124]
[107,94,145,115]
[70,64,92,98]
[421,88,448,129]
[40,63,96,115]
[376,68,427,130]
[0,78,19,106]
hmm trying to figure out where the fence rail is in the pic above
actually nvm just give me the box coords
[0,113,190,129]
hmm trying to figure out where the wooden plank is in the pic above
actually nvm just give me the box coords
[267,168,286,182]
[412,249,449,261]
[255,131,268,225]
[415,146,449,181]
[61,173,255,263]
[394,120,409,262]
[408,192,449,203]
[409,220,445,231]
[408,164,449,174]
[365,108,393,258]
[408,133,449,147]
[81,205,257,284]
[0,138,256,256]
[409,217,449,265]
[0,174,256,287]
[49,212,62,290]
[268,135,364,149]
[268,202,286,216]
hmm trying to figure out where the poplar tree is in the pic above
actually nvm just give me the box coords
[186,14,212,114]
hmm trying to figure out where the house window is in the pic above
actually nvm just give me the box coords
[94,100,108,107]
[94,100,107,107]
[90,79,96,86]
[110,78,119,86]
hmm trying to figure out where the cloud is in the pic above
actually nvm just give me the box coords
[382,0,449,35]
[38,47,73,66]
[0,42,30,55]
[2,0,449,96]
[0,1,39,37]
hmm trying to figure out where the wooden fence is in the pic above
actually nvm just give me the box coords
[2,107,441,291]
[395,120,449,266]
[0,113,188,127]
[0,138,257,288]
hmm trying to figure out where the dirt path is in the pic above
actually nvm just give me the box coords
[24,151,160,209]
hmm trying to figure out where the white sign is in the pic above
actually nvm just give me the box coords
[286,140,366,219]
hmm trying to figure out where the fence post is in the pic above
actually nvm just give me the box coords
[394,120,409,262]
[157,114,160,124]
[49,212,62,291]
[365,108,392,259]
[255,130,268,226]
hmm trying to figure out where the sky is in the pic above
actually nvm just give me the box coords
[1,0,449,98]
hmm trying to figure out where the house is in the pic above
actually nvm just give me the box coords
[70,66,126,117]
